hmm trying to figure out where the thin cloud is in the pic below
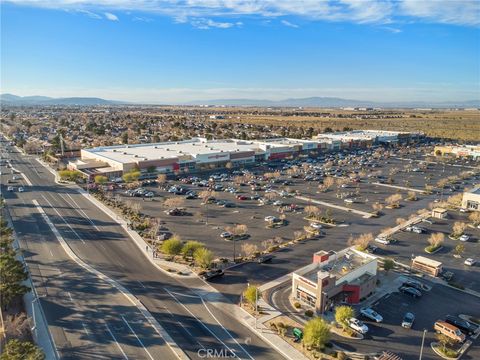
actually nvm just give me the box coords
[75,9,102,20]
[190,18,241,29]
[4,0,480,27]
[104,12,119,21]
[281,20,299,28]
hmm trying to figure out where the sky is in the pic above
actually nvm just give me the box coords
[1,0,479,103]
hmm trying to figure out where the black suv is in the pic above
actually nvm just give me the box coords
[445,315,478,336]
[201,269,224,281]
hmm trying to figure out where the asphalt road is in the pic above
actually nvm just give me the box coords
[1,145,281,360]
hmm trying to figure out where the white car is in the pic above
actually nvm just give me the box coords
[348,318,369,334]
[220,232,232,239]
[264,216,277,222]
[7,186,14,192]
[18,187,24,192]
[464,258,476,266]
[310,223,322,229]
[459,208,468,213]
[375,237,389,245]
[344,198,355,204]
[459,234,470,242]
[360,308,383,323]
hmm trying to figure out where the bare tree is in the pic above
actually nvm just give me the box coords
[241,243,258,257]
[163,197,185,208]
[385,194,402,208]
[452,222,467,238]
[427,232,444,248]
[348,233,373,251]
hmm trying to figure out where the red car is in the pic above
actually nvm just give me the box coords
[236,195,249,200]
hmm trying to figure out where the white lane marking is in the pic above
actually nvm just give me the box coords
[200,297,255,360]
[105,322,129,360]
[41,195,86,244]
[67,292,74,303]
[50,250,54,257]
[20,172,33,186]
[137,281,146,289]
[164,288,240,359]
[63,193,101,231]
[121,316,155,360]
[82,322,90,336]
[177,321,193,336]
[167,291,198,299]
[176,321,205,350]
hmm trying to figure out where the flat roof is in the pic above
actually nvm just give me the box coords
[83,138,262,164]
[413,256,442,267]
[306,250,375,282]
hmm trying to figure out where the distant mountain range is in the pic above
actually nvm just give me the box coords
[184,97,480,109]
[0,93,125,106]
[1,93,479,108]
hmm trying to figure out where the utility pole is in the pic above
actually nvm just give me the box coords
[419,329,427,360]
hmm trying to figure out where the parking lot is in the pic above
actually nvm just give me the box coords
[390,210,480,292]
[360,282,480,360]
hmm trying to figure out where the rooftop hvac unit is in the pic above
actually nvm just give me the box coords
[345,252,354,261]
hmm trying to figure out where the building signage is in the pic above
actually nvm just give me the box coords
[298,276,317,288]
[207,154,228,160]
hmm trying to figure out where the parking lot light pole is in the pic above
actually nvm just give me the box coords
[419,329,427,360]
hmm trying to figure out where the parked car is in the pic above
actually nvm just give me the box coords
[366,244,379,254]
[7,186,14,192]
[402,312,415,329]
[445,315,478,336]
[434,321,466,343]
[264,216,277,222]
[18,187,24,192]
[257,254,273,264]
[399,286,422,298]
[459,234,470,242]
[201,269,224,281]
[360,308,383,322]
[375,236,390,245]
[220,232,232,239]
[464,258,476,266]
[310,223,322,229]
[348,318,369,334]
[402,280,424,291]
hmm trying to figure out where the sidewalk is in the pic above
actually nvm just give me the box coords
[371,182,425,193]
[295,195,373,218]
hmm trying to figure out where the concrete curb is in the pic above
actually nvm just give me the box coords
[2,207,59,360]
[32,199,189,360]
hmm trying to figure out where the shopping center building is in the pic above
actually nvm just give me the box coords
[462,186,480,211]
[68,130,422,179]
[292,247,378,313]
[434,145,480,160]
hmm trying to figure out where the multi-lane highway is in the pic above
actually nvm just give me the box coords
[1,141,282,360]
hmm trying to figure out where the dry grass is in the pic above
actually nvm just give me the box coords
[214,109,480,141]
